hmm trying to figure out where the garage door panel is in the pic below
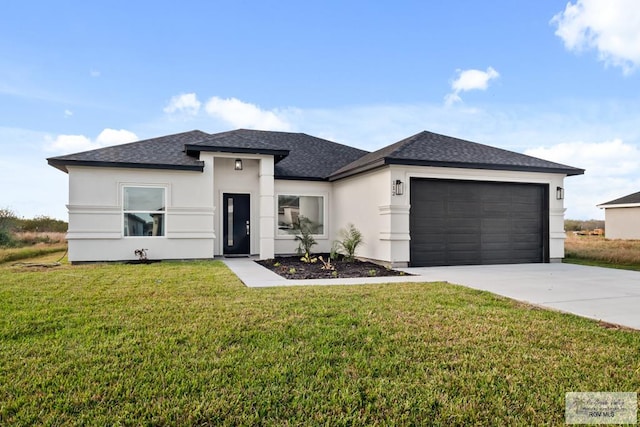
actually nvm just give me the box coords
[448,201,481,216]
[482,202,512,216]
[410,179,548,266]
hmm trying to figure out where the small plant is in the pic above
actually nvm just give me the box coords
[368,269,377,277]
[336,223,363,262]
[329,242,339,260]
[318,255,335,270]
[134,248,148,261]
[300,253,317,264]
[273,261,281,267]
[292,216,318,256]
[288,267,296,275]
[331,270,338,278]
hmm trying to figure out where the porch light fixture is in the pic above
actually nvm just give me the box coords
[393,179,404,196]
[556,186,564,200]
[234,159,243,170]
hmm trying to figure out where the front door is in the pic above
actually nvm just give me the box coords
[223,193,250,255]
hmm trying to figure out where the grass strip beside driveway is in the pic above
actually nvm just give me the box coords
[1,259,638,425]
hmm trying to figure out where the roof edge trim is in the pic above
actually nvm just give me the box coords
[383,158,585,176]
[597,202,640,209]
[185,144,289,157]
[47,159,204,173]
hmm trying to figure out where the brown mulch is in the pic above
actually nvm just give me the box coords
[256,254,411,280]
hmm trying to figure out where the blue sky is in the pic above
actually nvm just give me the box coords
[2,0,640,220]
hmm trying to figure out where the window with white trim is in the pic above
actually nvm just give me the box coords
[123,187,165,237]
[277,195,324,235]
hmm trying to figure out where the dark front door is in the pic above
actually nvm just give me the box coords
[223,193,250,255]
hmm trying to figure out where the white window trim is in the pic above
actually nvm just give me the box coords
[275,193,328,239]
[121,184,168,238]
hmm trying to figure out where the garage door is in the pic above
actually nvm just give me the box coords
[410,179,548,266]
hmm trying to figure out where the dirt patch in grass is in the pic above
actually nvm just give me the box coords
[257,254,410,279]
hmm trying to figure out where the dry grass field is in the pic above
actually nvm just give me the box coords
[12,231,66,245]
[564,232,640,268]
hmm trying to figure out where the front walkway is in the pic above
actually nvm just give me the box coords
[223,258,640,330]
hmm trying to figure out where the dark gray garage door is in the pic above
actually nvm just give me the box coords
[410,179,548,266]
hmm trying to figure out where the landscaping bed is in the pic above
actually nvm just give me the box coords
[257,254,409,279]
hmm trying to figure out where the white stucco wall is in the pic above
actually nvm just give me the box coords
[604,207,640,239]
[66,152,277,262]
[332,168,395,263]
[64,153,571,265]
[66,163,215,262]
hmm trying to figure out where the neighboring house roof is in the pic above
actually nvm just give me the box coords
[47,130,209,173]
[48,128,585,180]
[597,191,640,208]
[330,131,585,180]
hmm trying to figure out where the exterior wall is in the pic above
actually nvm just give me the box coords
[66,152,277,263]
[274,180,332,255]
[332,168,395,264]
[332,165,569,266]
[66,163,215,262]
[604,207,640,239]
[64,155,569,264]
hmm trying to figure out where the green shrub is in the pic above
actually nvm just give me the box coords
[0,229,15,247]
[292,216,318,256]
[336,223,363,262]
[17,215,68,232]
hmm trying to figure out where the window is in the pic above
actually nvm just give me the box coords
[277,195,324,235]
[123,187,165,237]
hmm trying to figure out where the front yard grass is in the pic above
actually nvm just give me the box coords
[1,255,639,425]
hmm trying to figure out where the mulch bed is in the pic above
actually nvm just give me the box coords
[256,254,410,280]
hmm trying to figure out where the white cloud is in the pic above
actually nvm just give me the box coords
[46,128,138,153]
[95,128,138,146]
[526,139,640,219]
[90,69,101,77]
[64,109,73,118]
[163,93,201,116]
[445,67,500,105]
[551,0,640,74]
[204,96,291,130]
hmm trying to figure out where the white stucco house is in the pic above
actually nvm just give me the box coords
[597,191,640,239]
[47,129,584,266]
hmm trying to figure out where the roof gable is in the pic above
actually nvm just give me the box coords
[330,131,585,179]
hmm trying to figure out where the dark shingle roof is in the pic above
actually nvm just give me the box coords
[330,130,585,179]
[186,129,368,179]
[47,130,209,173]
[47,129,368,180]
[598,191,640,207]
[48,128,584,180]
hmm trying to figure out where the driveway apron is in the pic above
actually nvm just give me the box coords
[404,263,640,330]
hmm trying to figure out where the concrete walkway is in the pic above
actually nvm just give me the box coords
[222,258,640,330]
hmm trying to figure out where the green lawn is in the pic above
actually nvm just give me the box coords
[1,253,639,425]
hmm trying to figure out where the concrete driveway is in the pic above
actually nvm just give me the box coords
[405,263,640,330]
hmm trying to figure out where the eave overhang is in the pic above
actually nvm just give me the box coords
[329,157,585,181]
[184,144,290,163]
[46,159,204,174]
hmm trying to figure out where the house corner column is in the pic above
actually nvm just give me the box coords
[259,157,275,259]
[378,204,411,267]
